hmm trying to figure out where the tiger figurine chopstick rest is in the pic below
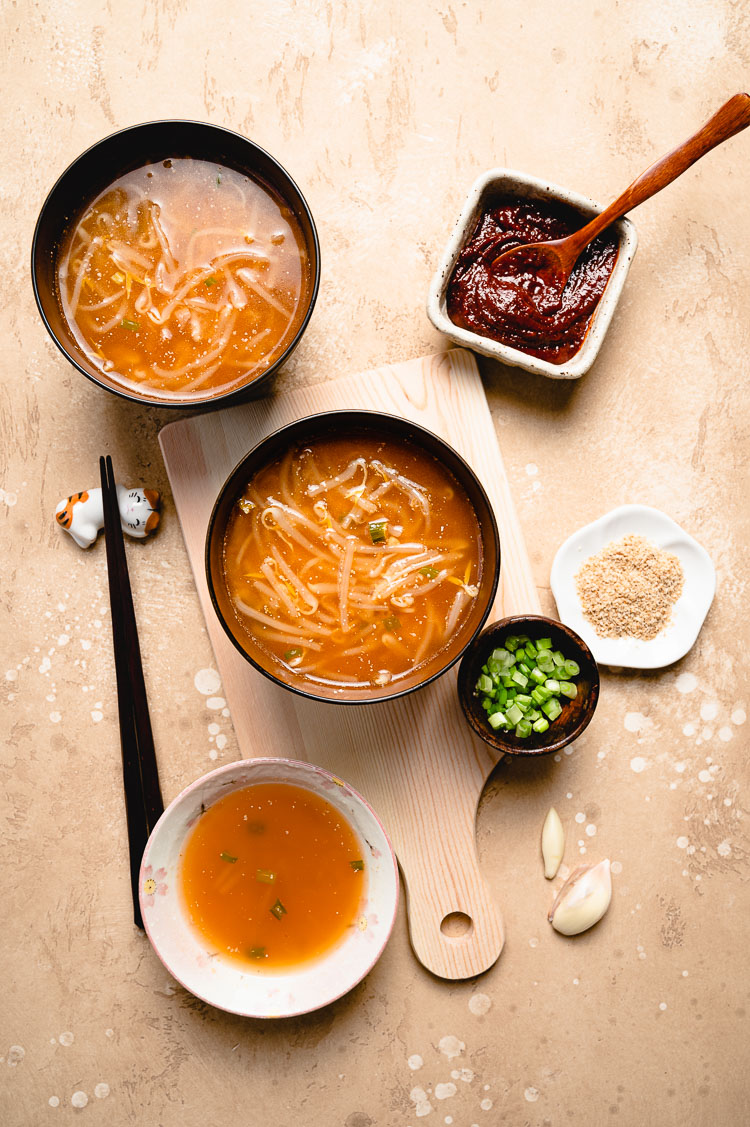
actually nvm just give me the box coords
[55,484,160,548]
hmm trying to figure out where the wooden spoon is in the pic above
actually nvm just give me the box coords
[491,92,750,292]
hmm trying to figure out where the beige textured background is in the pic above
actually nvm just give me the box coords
[2,1,749,1124]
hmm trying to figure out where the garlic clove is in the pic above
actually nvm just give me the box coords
[548,858,612,936]
[542,807,564,879]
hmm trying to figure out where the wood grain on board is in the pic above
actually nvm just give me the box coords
[159,348,541,979]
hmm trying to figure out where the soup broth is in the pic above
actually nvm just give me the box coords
[221,434,483,691]
[56,158,311,399]
[181,783,365,970]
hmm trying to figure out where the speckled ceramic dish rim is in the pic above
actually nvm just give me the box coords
[426,167,638,379]
[139,758,400,1018]
[550,504,716,669]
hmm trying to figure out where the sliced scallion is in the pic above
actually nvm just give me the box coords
[473,632,583,739]
[419,565,439,579]
[350,859,364,871]
[368,520,387,544]
[256,868,276,884]
[220,851,238,864]
[121,318,139,331]
[270,898,287,920]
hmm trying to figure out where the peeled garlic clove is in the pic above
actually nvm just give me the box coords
[541,807,564,879]
[548,858,612,936]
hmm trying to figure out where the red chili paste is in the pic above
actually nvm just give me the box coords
[446,199,619,364]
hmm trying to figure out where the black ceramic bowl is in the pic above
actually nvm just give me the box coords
[31,120,320,408]
[457,614,600,755]
[206,410,501,705]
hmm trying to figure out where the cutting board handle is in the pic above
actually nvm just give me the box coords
[402,820,505,978]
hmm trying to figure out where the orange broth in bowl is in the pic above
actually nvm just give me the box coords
[55,158,311,399]
[220,434,484,693]
[180,782,365,970]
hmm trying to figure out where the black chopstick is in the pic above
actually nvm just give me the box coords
[100,455,164,929]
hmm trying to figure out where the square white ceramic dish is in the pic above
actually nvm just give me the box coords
[140,758,399,1018]
[550,505,716,669]
[426,168,638,379]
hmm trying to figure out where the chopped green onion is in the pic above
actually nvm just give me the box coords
[506,702,523,726]
[419,565,439,579]
[284,647,303,660]
[220,851,238,864]
[121,318,139,331]
[383,615,401,632]
[248,946,266,959]
[350,859,364,871]
[247,821,265,835]
[270,898,287,920]
[204,276,217,286]
[473,631,583,740]
[542,698,563,721]
[216,173,222,185]
[256,868,276,884]
[368,520,387,544]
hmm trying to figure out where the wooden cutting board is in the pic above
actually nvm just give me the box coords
[159,349,540,980]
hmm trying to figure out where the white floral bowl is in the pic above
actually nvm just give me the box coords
[550,504,716,669]
[139,758,399,1017]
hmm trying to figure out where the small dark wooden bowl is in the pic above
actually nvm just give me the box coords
[205,409,501,705]
[31,119,320,409]
[457,614,599,756]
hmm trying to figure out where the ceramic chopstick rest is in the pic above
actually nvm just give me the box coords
[55,485,160,548]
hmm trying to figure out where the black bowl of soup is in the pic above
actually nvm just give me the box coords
[31,120,320,407]
[206,411,501,704]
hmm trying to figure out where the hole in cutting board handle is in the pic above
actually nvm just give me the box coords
[440,911,474,938]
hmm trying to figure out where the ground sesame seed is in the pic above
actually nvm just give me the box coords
[575,534,684,640]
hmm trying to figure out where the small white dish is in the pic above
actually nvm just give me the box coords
[426,168,638,379]
[550,505,716,669]
[140,758,399,1018]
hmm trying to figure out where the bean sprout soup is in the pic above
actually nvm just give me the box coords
[221,435,484,693]
[56,158,311,399]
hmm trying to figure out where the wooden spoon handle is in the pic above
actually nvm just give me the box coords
[568,92,750,255]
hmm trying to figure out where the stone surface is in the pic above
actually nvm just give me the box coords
[2,1,749,1124]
